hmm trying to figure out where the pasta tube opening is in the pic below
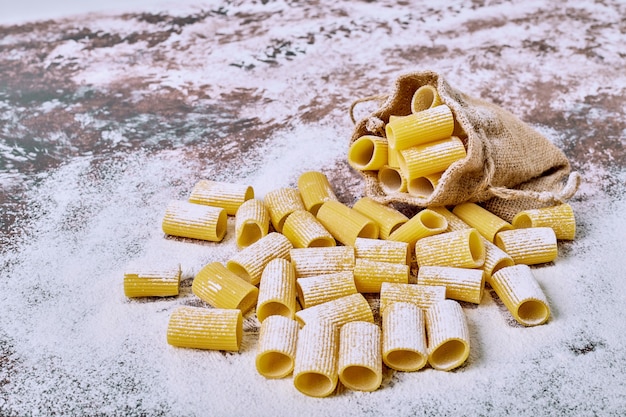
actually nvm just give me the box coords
[407,172,442,198]
[410,85,442,113]
[341,366,379,392]
[294,372,336,398]
[468,229,486,265]
[348,135,388,171]
[257,301,292,322]
[378,166,407,194]
[429,338,469,371]
[257,351,295,379]
[385,349,426,372]
[517,299,550,326]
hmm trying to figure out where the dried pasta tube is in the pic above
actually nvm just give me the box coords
[417,266,485,304]
[290,246,355,278]
[297,171,338,215]
[378,165,408,194]
[352,197,409,240]
[410,84,442,113]
[256,259,297,322]
[354,236,409,264]
[387,208,448,246]
[124,264,181,298]
[428,206,471,231]
[316,200,379,246]
[385,105,454,150]
[162,200,227,242]
[490,265,551,326]
[512,203,576,240]
[293,321,339,398]
[295,293,374,327]
[425,299,470,371]
[235,199,270,248]
[353,259,409,293]
[192,262,259,313]
[256,315,300,379]
[414,229,485,269]
[398,136,466,181]
[282,209,335,248]
[296,271,358,309]
[382,301,428,372]
[379,282,446,314]
[452,202,513,242]
[338,321,382,392]
[407,172,442,198]
[263,187,305,233]
[226,232,293,285]
[387,145,401,168]
[347,135,388,171]
[494,227,558,265]
[188,180,254,215]
[167,306,242,351]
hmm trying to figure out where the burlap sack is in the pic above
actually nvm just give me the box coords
[349,70,580,221]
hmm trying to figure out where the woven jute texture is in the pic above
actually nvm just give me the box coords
[349,70,580,221]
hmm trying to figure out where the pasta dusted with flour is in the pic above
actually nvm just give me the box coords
[281,209,335,248]
[167,306,242,352]
[352,197,409,240]
[235,199,270,248]
[162,200,227,242]
[188,180,254,215]
[512,203,576,240]
[290,246,355,278]
[382,301,428,372]
[293,321,339,398]
[123,263,181,298]
[226,232,293,285]
[296,271,358,309]
[379,282,446,314]
[295,293,374,328]
[256,315,300,379]
[297,171,338,215]
[425,299,470,371]
[256,259,297,322]
[353,258,409,293]
[417,266,485,304]
[263,187,306,233]
[337,321,382,392]
[354,237,409,265]
[388,208,447,246]
[452,202,513,243]
[494,227,558,265]
[316,200,379,246]
[192,262,258,313]
[414,228,485,269]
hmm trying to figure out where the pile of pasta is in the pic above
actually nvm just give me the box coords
[123,171,576,398]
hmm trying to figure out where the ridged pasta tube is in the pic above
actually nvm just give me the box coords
[425,299,470,371]
[123,264,181,298]
[295,293,374,328]
[347,135,389,171]
[490,265,551,326]
[354,237,409,265]
[410,84,442,113]
[162,200,227,242]
[378,165,408,194]
[379,282,446,314]
[281,209,335,248]
[385,105,454,150]
[452,202,513,243]
[494,227,558,265]
[316,200,379,246]
[235,199,270,248]
[352,197,409,240]
[192,262,259,313]
[256,259,297,322]
[407,172,442,198]
[296,271,358,309]
[353,258,409,293]
[382,301,428,372]
[414,229,485,269]
[226,232,293,285]
[188,180,254,215]
[512,203,576,240]
[293,321,339,398]
[290,246,355,278]
[256,315,299,379]
[387,146,401,168]
[263,187,305,233]
[338,321,382,392]
[417,266,485,304]
[388,208,447,246]
[167,306,242,351]
[398,136,466,181]
[297,171,338,215]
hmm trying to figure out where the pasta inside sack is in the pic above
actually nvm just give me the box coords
[349,70,580,221]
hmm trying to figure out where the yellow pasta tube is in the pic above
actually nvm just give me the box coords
[424,299,470,371]
[512,203,576,240]
[490,265,551,326]
[494,227,558,265]
[407,172,442,198]
[414,229,485,268]
[379,282,446,314]
[162,200,227,242]
[296,271,358,309]
[316,200,379,246]
[123,264,181,298]
[452,202,513,242]
[385,105,454,150]
[263,187,305,233]
[293,321,339,398]
[281,209,335,248]
[382,301,428,372]
[192,262,259,313]
[417,266,485,304]
[378,165,408,194]
[387,208,448,246]
[353,259,409,293]
[410,84,442,113]
[290,246,355,278]
[295,293,374,328]
[226,232,293,285]
[387,145,401,168]
[354,237,409,264]
[352,197,409,240]
[256,315,300,379]
[188,180,254,216]
[338,321,382,392]
[167,306,242,351]
[297,171,338,215]
[347,135,389,171]
[256,259,297,322]
[398,136,466,181]
[235,199,270,248]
